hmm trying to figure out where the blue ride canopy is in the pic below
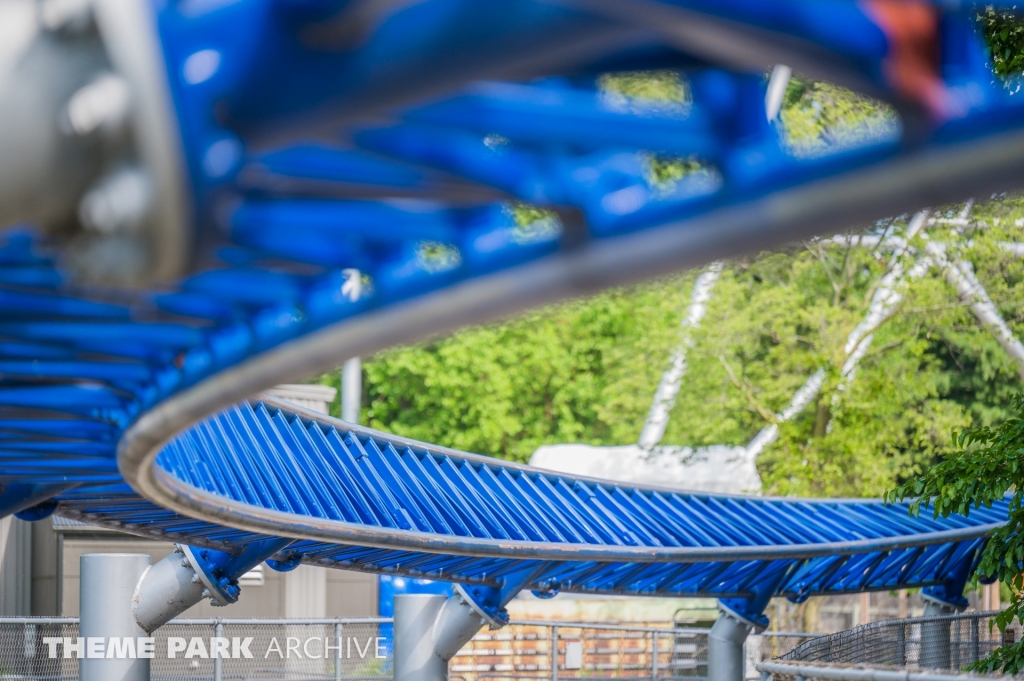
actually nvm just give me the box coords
[59,396,1003,607]
[0,0,1020,610]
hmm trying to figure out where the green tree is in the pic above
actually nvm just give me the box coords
[888,395,1024,673]
[979,6,1024,82]
[314,55,1024,495]
[319,278,686,463]
[315,195,1024,496]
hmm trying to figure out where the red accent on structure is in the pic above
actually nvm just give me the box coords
[861,0,956,121]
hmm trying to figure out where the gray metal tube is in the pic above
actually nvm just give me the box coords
[394,595,448,681]
[552,624,560,681]
[335,622,344,681]
[394,593,490,681]
[0,14,108,234]
[920,599,960,670]
[80,553,151,681]
[431,593,488,661]
[214,621,224,681]
[652,631,659,679]
[709,611,753,681]
[131,548,206,633]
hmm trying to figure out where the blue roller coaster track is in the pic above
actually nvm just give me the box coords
[0,0,1020,623]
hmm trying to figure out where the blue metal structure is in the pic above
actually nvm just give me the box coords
[70,396,1003,601]
[0,0,1020,632]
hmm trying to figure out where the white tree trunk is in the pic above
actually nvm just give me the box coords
[638,262,723,451]
[926,242,1024,380]
[744,369,825,461]
[745,210,930,459]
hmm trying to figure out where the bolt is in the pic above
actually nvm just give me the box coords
[201,589,210,598]
[62,73,131,136]
[78,167,152,234]
[181,559,190,568]
[190,575,201,585]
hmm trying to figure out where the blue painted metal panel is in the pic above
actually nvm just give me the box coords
[49,397,1006,602]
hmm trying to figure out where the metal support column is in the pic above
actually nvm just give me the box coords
[214,621,224,681]
[552,625,559,681]
[709,565,789,681]
[395,591,509,681]
[80,553,151,681]
[335,622,344,681]
[393,566,537,681]
[709,606,754,681]
[394,595,449,681]
[921,596,962,670]
[652,631,659,679]
[970,617,980,665]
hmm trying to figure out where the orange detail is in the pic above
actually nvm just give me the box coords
[860,0,954,120]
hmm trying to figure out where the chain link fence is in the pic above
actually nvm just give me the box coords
[455,621,707,680]
[748,634,821,679]
[0,618,78,680]
[452,622,812,681]
[757,660,1015,681]
[781,612,1017,671]
[0,617,816,681]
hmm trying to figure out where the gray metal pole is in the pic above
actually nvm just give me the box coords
[552,625,559,681]
[394,594,448,681]
[921,598,960,670]
[335,622,344,681]
[709,610,752,681]
[970,618,979,665]
[393,592,489,681]
[342,357,361,423]
[80,553,151,681]
[214,621,224,681]
[652,631,659,679]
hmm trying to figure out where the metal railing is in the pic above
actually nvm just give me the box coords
[757,660,1014,681]
[748,633,822,680]
[459,623,814,681]
[456,621,710,680]
[0,617,817,680]
[781,612,1018,671]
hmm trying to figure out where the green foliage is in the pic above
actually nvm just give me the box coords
[778,78,898,157]
[643,155,709,191]
[656,211,1024,497]
[597,70,689,104]
[888,394,1024,673]
[978,7,1024,82]
[318,279,687,463]
[315,196,1024,498]
[509,203,555,227]
[884,196,1024,673]
[312,67,1024,503]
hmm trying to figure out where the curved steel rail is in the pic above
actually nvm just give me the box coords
[47,394,1003,600]
[141,395,1004,564]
